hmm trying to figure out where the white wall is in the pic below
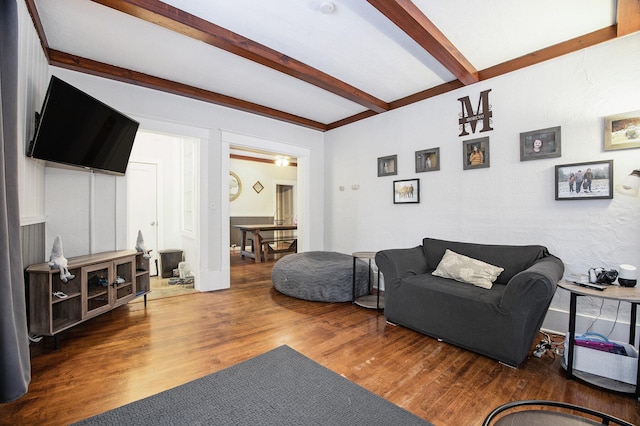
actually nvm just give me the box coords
[229,157,297,217]
[25,66,324,291]
[324,33,640,341]
[44,168,126,257]
[17,0,49,228]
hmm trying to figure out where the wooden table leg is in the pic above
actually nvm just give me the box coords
[240,231,247,259]
[239,230,258,261]
[253,231,263,263]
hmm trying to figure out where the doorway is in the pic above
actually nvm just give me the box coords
[227,152,297,265]
[127,129,201,296]
[220,130,312,290]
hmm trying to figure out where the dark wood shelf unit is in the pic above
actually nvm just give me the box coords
[27,250,151,348]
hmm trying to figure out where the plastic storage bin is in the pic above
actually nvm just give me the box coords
[565,334,638,385]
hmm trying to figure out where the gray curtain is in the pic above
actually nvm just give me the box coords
[0,0,31,402]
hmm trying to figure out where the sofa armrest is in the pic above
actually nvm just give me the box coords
[500,254,565,312]
[375,246,427,289]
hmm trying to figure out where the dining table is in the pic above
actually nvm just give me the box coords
[233,224,297,263]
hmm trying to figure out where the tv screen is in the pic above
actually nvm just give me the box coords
[27,76,139,176]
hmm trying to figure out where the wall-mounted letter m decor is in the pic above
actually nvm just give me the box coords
[458,89,493,137]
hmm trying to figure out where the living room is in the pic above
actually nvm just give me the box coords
[2,0,640,423]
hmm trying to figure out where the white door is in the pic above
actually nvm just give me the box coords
[127,162,159,276]
[276,184,294,224]
[276,184,295,240]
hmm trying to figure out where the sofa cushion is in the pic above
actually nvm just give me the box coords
[431,249,504,289]
[422,237,549,284]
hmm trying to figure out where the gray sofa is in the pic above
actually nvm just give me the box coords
[375,237,564,367]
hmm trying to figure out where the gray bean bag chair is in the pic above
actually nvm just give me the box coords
[272,251,370,302]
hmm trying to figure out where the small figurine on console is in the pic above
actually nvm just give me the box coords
[135,230,151,259]
[48,235,75,282]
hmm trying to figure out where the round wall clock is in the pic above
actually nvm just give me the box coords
[229,171,242,201]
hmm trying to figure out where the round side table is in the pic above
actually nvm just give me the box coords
[557,279,640,401]
[351,251,384,311]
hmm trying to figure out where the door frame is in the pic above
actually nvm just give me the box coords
[220,130,311,286]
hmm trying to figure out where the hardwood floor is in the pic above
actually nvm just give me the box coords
[2,254,638,425]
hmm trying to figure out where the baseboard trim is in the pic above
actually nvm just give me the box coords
[543,307,639,344]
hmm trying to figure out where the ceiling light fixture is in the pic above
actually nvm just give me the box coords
[319,1,335,14]
[275,157,290,167]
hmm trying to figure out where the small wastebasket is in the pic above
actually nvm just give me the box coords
[159,249,183,278]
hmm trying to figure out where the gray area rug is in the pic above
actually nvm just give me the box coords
[74,345,431,425]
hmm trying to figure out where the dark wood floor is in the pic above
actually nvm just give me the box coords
[1,254,638,425]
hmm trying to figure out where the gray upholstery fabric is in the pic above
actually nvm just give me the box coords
[272,252,370,302]
[422,237,551,284]
[376,238,564,367]
[0,0,31,402]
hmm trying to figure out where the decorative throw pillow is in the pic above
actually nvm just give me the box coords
[432,249,504,289]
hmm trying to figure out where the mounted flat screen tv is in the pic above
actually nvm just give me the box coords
[27,76,139,176]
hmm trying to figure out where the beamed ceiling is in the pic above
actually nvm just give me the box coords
[26,0,640,132]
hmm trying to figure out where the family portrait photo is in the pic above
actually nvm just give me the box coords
[393,179,420,204]
[555,160,613,200]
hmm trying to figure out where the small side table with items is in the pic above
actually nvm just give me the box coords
[351,251,384,311]
[557,280,640,400]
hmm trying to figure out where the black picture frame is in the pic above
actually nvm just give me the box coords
[555,160,613,200]
[393,179,420,204]
[378,155,397,177]
[520,126,561,161]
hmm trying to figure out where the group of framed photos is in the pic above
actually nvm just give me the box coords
[378,109,640,204]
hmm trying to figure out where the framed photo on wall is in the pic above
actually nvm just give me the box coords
[604,110,640,151]
[462,137,490,170]
[378,155,397,177]
[555,160,613,200]
[393,179,419,204]
[415,147,440,172]
[520,126,561,161]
